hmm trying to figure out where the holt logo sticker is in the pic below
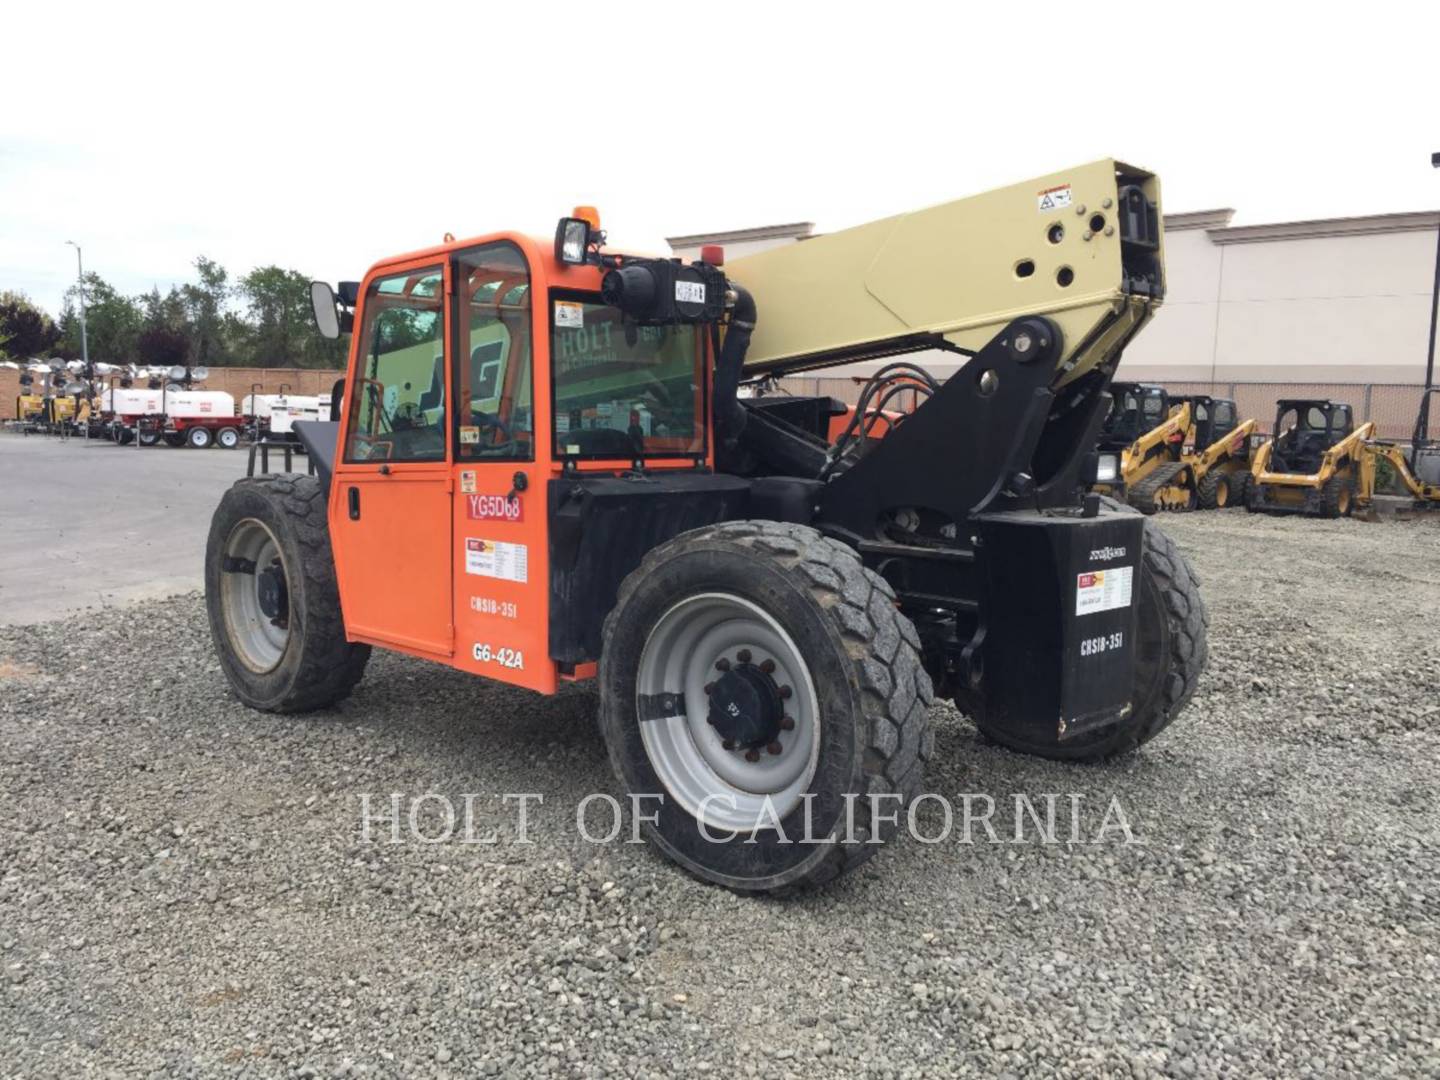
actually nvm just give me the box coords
[467,493,522,523]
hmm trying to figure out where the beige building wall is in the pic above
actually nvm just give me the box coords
[1122,210,1440,385]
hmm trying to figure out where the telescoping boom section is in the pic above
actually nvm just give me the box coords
[729,158,1164,385]
[206,160,1206,894]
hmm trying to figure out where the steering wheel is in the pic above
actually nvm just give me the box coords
[469,409,516,454]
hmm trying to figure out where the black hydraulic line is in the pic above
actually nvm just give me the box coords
[714,285,756,454]
[823,365,939,480]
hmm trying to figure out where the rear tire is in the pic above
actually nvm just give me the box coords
[1196,469,1245,510]
[138,429,160,447]
[216,426,241,449]
[188,426,213,449]
[974,504,1207,762]
[205,474,369,712]
[163,432,186,448]
[599,521,933,893]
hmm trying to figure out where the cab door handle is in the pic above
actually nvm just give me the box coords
[348,486,360,520]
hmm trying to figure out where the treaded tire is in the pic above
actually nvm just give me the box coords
[1318,472,1354,518]
[1228,470,1252,507]
[205,474,370,712]
[188,426,213,449]
[598,520,934,893]
[1198,469,1249,510]
[974,500,1207,762]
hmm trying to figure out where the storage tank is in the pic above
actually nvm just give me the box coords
[101,388,165,416]
[164,391,236,419]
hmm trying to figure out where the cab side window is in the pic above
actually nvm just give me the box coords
[346,268,446,462]
[457,243,533,460]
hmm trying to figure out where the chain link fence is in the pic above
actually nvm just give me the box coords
[769,375,1430,441]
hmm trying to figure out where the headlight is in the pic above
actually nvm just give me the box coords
[1095,452,1119,483]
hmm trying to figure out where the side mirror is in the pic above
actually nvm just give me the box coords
[329,377,345,421]
[310,281,341,340]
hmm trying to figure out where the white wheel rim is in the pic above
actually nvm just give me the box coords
[637,592,821,832]
[220,519,291,672]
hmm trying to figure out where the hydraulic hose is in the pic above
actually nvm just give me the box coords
[714,285,756,452]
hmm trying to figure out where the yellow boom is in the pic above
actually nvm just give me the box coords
[727,159,1164,387]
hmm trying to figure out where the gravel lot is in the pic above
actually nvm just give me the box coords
[2,509,1438,1078]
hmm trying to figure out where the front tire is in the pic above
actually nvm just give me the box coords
[188,426,213,449]
[205,474,369,712]
[974,507,1207,762]
[1318,472,1354,518]
[599,521,933,893]
[216,426,241,449]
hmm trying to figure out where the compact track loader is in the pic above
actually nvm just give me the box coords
[1175,395,1255,509]
[205,161,1207,892]
[1248,399,1370,517]
[1091,382,1195,513]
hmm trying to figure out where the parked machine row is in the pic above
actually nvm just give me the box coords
[9,362,328,450]
[1089,383,1440,518]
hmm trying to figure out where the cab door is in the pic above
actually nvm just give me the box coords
[330,260,455,657]
[448,240,553,693]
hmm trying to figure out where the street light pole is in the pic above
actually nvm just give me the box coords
[1421,153,1440,443]
[64,241,90,379]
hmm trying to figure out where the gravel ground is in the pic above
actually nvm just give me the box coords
[2,509,1439,1078]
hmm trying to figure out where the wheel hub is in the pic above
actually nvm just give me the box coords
[257,561,288,622]
[707,662,784,749]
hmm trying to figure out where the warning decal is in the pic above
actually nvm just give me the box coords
[1038,184,1073,213]
[555,301,584,328]
[1075,566,1133,616]
[465,538,528,583]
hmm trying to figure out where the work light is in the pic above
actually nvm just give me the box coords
[1095,452,1120,483]
[554,217,591,265]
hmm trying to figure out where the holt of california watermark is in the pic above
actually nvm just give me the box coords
[356,791,1139,847]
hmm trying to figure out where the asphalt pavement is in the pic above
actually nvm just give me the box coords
[0,431,251,625]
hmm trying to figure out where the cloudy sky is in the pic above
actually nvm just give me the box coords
[4,2,1438,316]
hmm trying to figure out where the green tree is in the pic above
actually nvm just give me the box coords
[140,285,188,334]
[136,326,190,369]
[238,265,311,367]
[182,256,230,367]
[237,266,346,369]
[62,274,142,364]
[0,291,61,359]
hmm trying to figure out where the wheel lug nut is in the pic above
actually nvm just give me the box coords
[766,741,782,756]
[716,658,730,672]
[722,739,736,751]
[778,685,792,700]
[759,659,775,674]
[744,749,760,763]
[780,715,795,731]
[737,649,752,663]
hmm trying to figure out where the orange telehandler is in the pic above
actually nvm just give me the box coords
[204,162,1206,892]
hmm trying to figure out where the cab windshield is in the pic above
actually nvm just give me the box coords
[550,294,706,459]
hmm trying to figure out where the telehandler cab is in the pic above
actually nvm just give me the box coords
[1091,382,1196,513]
[205,161,1207,892]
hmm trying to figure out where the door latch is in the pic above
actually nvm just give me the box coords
[506,470,528,504]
